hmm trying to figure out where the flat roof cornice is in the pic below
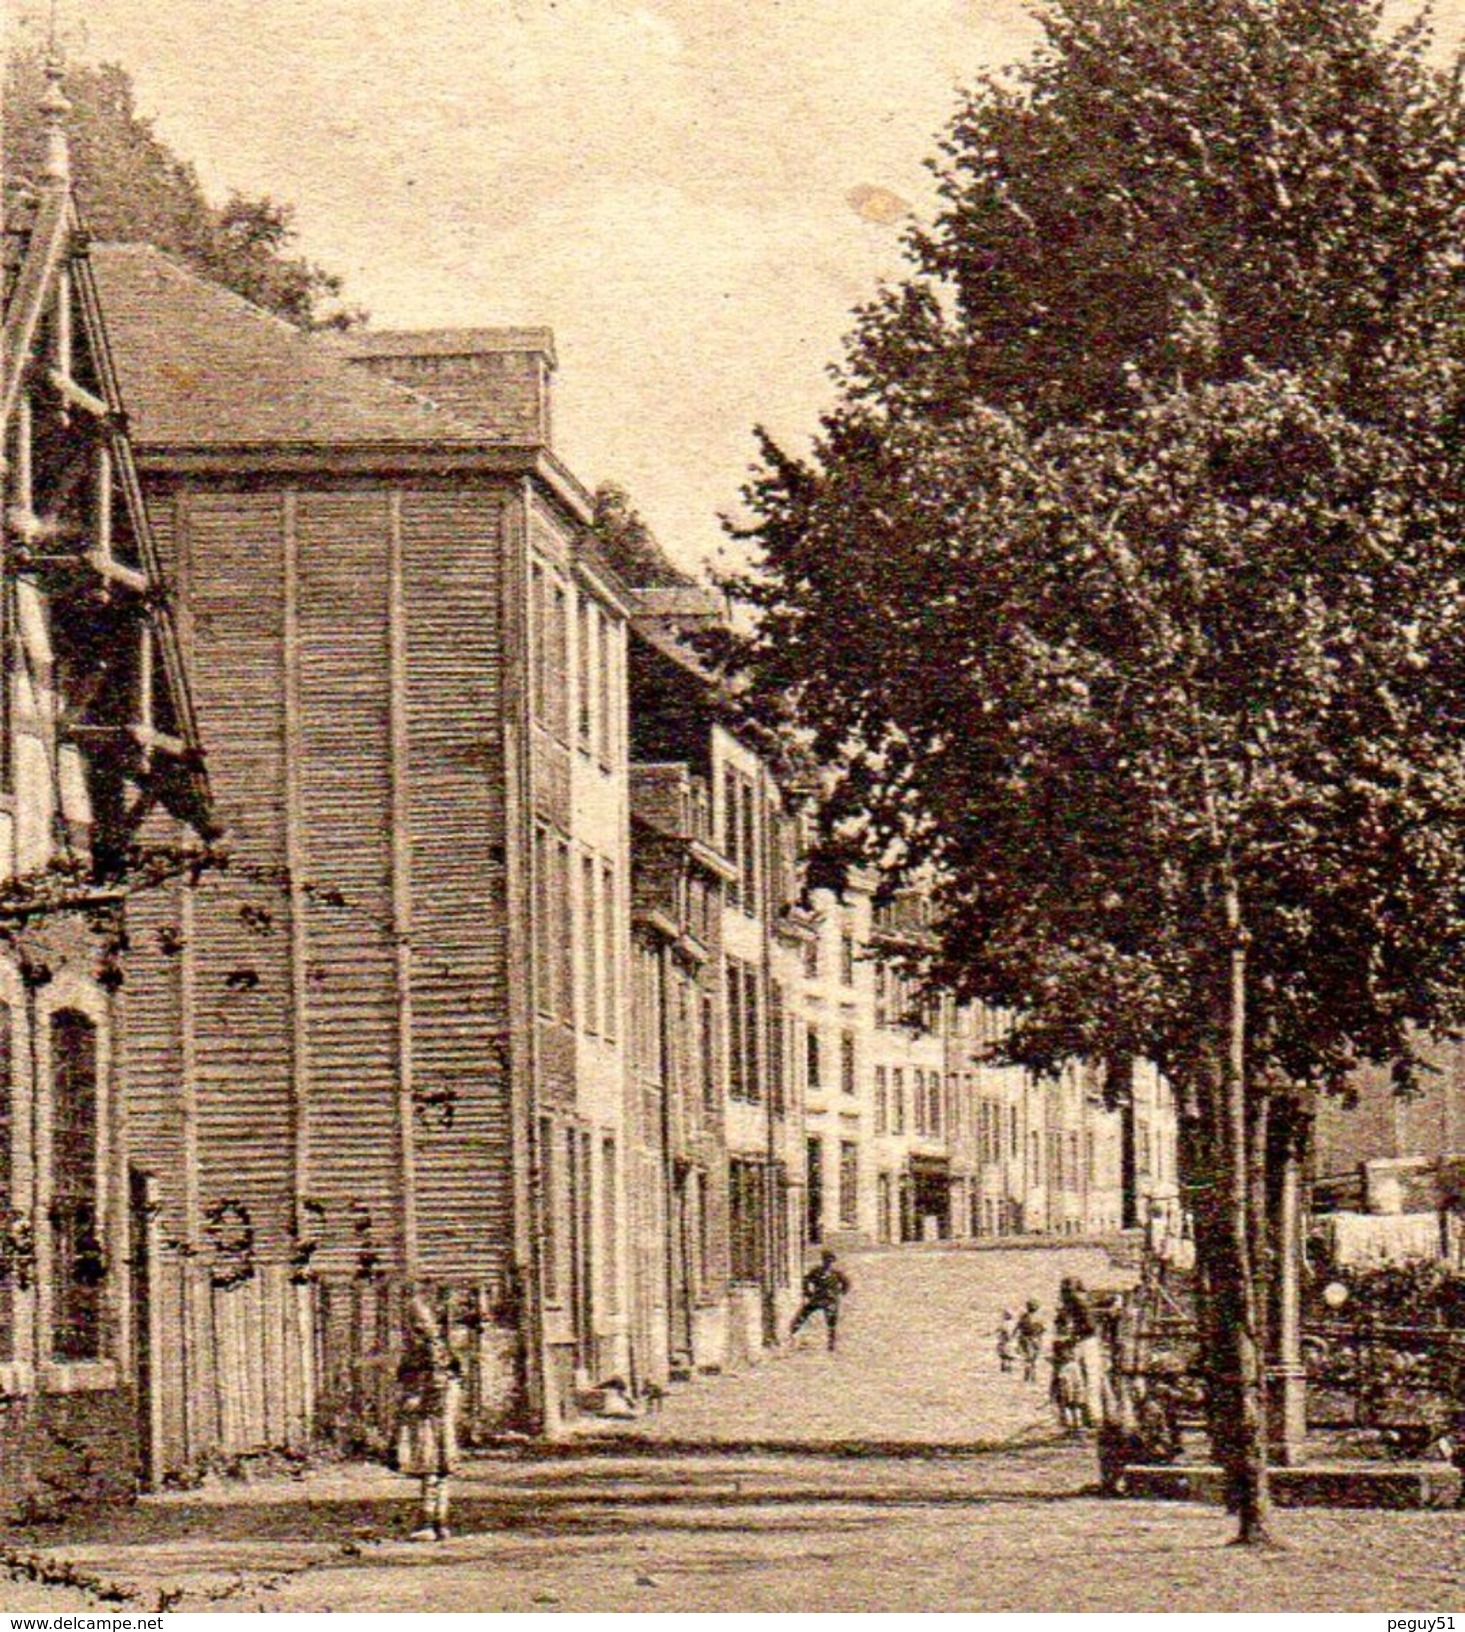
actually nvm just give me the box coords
[133,443,595,524]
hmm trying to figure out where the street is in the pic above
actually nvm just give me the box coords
[585,1240,1122,1447]
[3,1245,1460,1614]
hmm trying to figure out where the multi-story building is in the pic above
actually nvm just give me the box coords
[0,75,213,1497]
[614,550,806,1380]
[89,245,641,1467]
[623,595,734,1385]
[802,888,1180,1248]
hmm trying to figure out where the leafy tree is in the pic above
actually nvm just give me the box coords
[719,0,1465,1544]
[4,48,361,329]
[591,482,694,588]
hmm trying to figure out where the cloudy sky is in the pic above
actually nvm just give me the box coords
[27,0,1465,574]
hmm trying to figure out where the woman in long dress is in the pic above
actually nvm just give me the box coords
[396,1289,464,1541]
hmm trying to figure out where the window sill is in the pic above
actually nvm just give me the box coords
[38,1359,119,1394]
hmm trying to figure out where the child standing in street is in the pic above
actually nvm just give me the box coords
[1016,1300,1045,1383]
[396,1288,464,1541]
[996,1309,1018,1372]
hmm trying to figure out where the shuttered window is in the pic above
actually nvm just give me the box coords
[601,1137,619,1316]
[51,1010,102,1362]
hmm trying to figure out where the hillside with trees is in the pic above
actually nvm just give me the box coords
[4,46,359,329]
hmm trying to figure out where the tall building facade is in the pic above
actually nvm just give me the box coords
[89,242,641,1466]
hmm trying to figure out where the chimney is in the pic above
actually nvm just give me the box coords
[339,327,556,446]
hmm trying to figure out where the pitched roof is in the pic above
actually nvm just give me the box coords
[88,243,486,448]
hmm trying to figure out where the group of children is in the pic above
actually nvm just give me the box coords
[996,1291,1095,1431]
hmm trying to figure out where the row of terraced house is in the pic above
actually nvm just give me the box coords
[0,85,1180,1502]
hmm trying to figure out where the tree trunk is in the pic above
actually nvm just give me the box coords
[1216,883,1274,1545]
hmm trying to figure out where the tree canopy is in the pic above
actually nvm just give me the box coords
[4,47,360,330]
[719,0,1465,1541]
[846,0,1465,428]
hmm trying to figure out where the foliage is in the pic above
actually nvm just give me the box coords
[4,47,362,330]
[728,365,1465,1098]
[845,0,1465,429]
[716,0,1465,1540]
[590,482,693,589]
[1308,1259,1465,1328]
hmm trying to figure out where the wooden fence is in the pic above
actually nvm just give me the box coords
[147,1262,522,1483]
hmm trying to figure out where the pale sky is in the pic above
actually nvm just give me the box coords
[28,0,1465,575]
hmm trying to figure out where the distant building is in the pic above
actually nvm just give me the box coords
[802,890,1179,1248]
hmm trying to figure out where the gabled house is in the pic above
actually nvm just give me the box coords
[0,64,213,1500]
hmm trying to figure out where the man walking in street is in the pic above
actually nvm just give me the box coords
[790,1249,851,1351]
[1016,1299,1045,1383]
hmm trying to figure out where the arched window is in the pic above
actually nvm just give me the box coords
[51,1009,102,1361]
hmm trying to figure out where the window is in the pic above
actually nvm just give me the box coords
[729,1159,761,1283]
[874,966,888,1029]
[930,1076,943,1137]
[723,768,741,910]
[701,993,718,1107]
[51,1010,101,1361]
[534,824,552,1016]
[742,972,761,1103]
[892,1068,906,1134]
[806,1138,823,1243]
[740,781,757,917]
[724,959,759,1102]
[601,862,618,1041]
[840,1031,856,1096]
[539,1117,560,1303]
[768,984,785,1115]
[548,582,569,739]
[839,930,856,987]
[602,1138,619,1315]
[725,963,744,1100]
[576,595,593,748]
[555,839,573,1021]
[874,1065,888,1134]
[839,1141,859,1228]
[533,564,570,739]
[913,1069,926,1135]
[601,616,619,769]
[802,936,819,980]
[531,562,546,722]
[805,1026,822,1093]
[581,854,598,1034]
